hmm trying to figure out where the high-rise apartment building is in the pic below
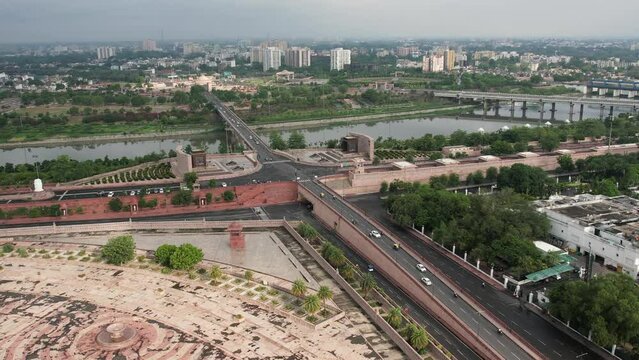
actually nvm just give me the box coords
[250,47,263,63]
[96,46,116,60]
[330,48,351,71]
[182,43,200,55]
[397,46,419,57]
[284,47,311,68]
[423,54,444,73]
[262,47,282,71]
[444,49,456,71]
[142,39,157,51]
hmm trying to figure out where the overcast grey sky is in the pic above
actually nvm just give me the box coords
[0,0,637,43]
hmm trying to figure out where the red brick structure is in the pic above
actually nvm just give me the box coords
[228,222,245,250]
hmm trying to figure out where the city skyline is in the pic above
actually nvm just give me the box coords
[1,0,638,43]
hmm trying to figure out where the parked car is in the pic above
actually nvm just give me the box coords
[367,264,374,272]
[369,230,381,238]
[421,277,433,286]
[159,188,164,194]
[221,182,228,187]
[416,263,427,272]
[107,191,114,198]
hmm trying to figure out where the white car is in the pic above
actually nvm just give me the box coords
[130,191,136,196]
[369,230,381,238]
[107,191,114,198]
[416,263,427,272]
[221,182,228,187]
[159,188,164,194]
[421,277,432,286]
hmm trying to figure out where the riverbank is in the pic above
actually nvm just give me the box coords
[0,128,216,149]
[251,105,475,131]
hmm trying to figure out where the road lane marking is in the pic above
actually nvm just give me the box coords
[459,307,467,314]
[523,329,531,335]
[496,339,505,348]
[511,352,522,360]
[538,339,546,346]
[553,350,562,357]
[471,318,479,324]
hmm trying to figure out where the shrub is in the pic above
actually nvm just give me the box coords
[171,190,193,206]
[17,248,28,257]
[155,244,177,267]
[101,235,135,265]
[169,243,204,270]
[108,197,123,212]
[223,190,235,202]
[2,243,14,253]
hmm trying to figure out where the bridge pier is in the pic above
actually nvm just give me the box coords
[510,100,515,119]
[569,102,574,122]
[600,104,605,121]
[521,101,528,119]
[538,100,545,123]
[550,102,557,121]
[494,100,500,117]
[482,98,488,118]
[609,106,614,120]
[634,105,638,116]
[579,104,584,121]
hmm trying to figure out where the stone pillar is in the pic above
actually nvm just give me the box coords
[521,101,528,118]
[612,344,617,355]
[463,252,467,262]
[510,100,515,119]
[503,277,509,288]
[490,266,494,278]
[528,292,534,303]
[579,104,584,121]
[569,102,574,121]
[452,244,456,255]
[421,225,425,234]
[600,104,605,121]
[539,101,545,122]
[476,259,480,269]
[550,102,556,121]
[494,100,500,117]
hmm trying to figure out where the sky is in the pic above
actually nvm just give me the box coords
[0,0,638,43]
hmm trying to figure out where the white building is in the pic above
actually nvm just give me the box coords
[284,47,311,68]
[422,54,444,73]
[96,46,116,60]
[537,195,639,278]
[142,39,157,51]
[262,47,282,71]
[330,48,351,71]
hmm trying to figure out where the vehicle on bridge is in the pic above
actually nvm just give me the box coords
[421,277,432,286]
[416,263,426,272]
[369,230,381,238]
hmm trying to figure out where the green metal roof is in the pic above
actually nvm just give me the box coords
[525,263,574,282]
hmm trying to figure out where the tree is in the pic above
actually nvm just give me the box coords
[184,172,198,189]
[380,181,389,193]
[210,265,223,284]
[326,139,339,148]
[487,140,514,155]
[169,243,204,270]
[108,197,123,212]
[101,235,135,265]
[303,294,321,316]
[287,131,306,149]
[155,244,177,266]
[386,306,403,329]
[540,131,561,152]
[269,132,288,150]
[557,154,575,172]
[317,285,333,314]
[222,190,235,202]
[244,270,254,282]
[410,326,430,352]
[485,166,499,182]
[340,264,356,282]
[291,279,308,299]
[208,179,217,188]
[592,178,620,197]
[359,273,377,299]
[171,190,193,206]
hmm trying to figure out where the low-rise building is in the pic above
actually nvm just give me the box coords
[537,195,639,278]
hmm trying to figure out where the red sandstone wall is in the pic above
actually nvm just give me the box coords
[0,182,298,225]
[347,146,639,194]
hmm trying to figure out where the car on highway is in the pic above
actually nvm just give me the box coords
[221,182,227,187]
[159,188,164,194]
[369,230,381,238]
[421,277,433,286]
[107,191,114,197]
[416,263,427,272]
[130,191,136,196]
[367,264,374,272]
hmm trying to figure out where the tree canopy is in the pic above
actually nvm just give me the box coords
[101,235,136,265]
[169,243,204,270]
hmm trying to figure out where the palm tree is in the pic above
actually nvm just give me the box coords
[410,326,429,352]
[317,285,333,314]
[386,306,403,329]
[402,322,419,339]
[291,279,308,302]
[303,295,321,317]
[209,265,223,285]
[359,273,377,299]
[340,264,355,282]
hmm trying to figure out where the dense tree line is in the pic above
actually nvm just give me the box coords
[385,183,554,277]
[0,153,167,185]
[549,273,639,351]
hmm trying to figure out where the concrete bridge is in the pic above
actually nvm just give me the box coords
[587,79,639,97]
[433,90,639,121]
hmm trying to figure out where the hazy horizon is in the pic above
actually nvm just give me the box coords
[1,0,638,44]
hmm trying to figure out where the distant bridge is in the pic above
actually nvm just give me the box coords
[587,79,639,97]
[432,90,639,121]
